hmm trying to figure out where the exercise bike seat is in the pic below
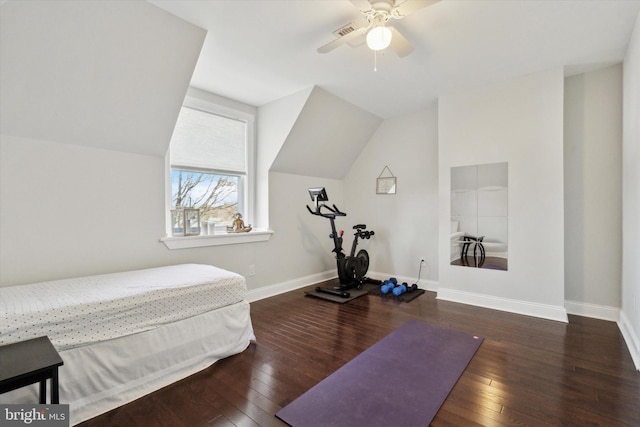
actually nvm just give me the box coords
[353,224,366,230]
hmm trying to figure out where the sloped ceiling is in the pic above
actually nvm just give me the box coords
[150,0,640,119]
[270,86,382,179]
[3,0,638,173]
[0,0,206,157]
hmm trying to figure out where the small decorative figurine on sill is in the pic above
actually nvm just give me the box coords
[226,212,252,233]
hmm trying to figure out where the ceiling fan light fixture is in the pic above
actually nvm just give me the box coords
[366,25,392,51]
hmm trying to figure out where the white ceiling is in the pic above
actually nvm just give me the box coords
[150,0,640,119]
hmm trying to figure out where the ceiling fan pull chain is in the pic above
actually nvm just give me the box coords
[374,49,378,72]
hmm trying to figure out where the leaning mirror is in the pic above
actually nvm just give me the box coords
[450,162,508,270]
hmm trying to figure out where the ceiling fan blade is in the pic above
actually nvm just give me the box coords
[388,26,413,57]
[393,0,440,18]
[350,0,374,12]
[317,25,367,53]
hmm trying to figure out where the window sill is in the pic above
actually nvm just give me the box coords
[161,229,274,250]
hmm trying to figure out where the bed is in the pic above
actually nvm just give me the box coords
[0,264,255,425]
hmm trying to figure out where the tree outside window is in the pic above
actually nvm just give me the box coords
[171,169,239,226]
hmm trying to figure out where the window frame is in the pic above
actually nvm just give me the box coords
[162,88,271,249]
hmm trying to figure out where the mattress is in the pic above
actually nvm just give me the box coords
[0,264,246,351]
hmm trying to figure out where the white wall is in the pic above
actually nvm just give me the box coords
[564,64,623,318]
[257,86,381,230]
[270,87,382,179]
[343,107,439,287]
[0,133,350,292]
[0,135,255,285]
[256,87,312,228]
[259,171,345,289]
[0,135,166,284]
[621,11,640,370]
[438,68,567,322]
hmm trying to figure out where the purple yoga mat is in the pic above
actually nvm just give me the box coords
[276,320,483,427]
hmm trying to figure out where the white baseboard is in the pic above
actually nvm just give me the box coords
[618,310,640,371]
[564,300,620,322]
[246,270,335,303]
[437,287,569,323]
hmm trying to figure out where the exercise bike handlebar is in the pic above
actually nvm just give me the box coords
[306,203,346,219]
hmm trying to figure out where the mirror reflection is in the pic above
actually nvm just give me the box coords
[450,162,508,270]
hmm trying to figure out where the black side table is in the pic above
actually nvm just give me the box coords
[0,336,64,404]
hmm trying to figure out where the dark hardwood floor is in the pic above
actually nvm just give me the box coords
[80,281,640,426]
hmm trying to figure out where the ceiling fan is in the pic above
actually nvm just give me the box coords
[317,0,440,57]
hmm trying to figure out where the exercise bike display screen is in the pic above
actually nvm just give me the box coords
[308,187,328,202]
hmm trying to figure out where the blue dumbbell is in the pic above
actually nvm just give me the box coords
[381,281,395,294]
[392,284,406,296]
[389,277,398,285]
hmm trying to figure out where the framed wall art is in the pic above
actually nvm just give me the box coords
[376,166,397,194]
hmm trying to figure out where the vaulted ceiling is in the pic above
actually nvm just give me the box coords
[151,0,640,118]
[0,0,206,156]
[2,0,639,175]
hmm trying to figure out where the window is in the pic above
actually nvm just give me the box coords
[170,106,247,228]
[164,90,260,246]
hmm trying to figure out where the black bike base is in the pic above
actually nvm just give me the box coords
[316,286,351,298]
[315,277,382,299]
[306,286,369,303]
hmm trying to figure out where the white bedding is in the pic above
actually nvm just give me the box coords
[1,300,254,425]
[0,263,255,425]
[0,264,246,351]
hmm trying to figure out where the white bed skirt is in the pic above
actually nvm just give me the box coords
[1,300,255,426]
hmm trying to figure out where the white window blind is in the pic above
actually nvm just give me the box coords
[169,106,246,174]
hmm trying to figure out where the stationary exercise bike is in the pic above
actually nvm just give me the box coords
[306,187,379,298]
